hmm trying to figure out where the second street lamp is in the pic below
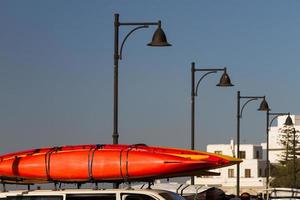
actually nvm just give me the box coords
[266,111,290,191]
[113,13,171,145]
[190,62,234,185]
[236,91,269,196]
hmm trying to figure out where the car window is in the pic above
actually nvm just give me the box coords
[67,194,116,200]
[7,196,63,200]
[159,193,185,200]
[121,194,157,200]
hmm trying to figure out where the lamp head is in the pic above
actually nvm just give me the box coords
[216,70,234,87]
[147,23,171,47]
[284,115,294,126]
[258,98,270,111]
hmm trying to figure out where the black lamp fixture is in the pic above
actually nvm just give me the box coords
[258,98,270,111]
[216,69,234,87]
[285,115,294,126]
[147,21,171,46]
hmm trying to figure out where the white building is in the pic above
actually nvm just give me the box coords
[266,115,300,163]
[193,114,300,194]
[194,140,266,194]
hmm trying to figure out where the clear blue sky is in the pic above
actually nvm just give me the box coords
[1,1,300,154]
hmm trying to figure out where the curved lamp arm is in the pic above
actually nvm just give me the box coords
[269,112,290,127]
[119,25,149,60]
[240,98,258,118]
[195,71,217,96]
[269,115,280,128]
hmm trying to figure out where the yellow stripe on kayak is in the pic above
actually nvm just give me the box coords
[156,146,242,164]
[193,150,242,163]
[169,154,209,160]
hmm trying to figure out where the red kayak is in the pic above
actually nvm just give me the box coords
[0,144,241,184]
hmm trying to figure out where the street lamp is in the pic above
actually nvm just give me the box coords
[113,13,171,145]
[190,62,234,184]
[236,91,269,196]
[284,115,297,188]
[266,111,290,191]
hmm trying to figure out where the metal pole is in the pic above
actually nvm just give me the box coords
[293,128,296,188]
[113,13,120,189]
[113,13,119,145]
[191,62,195,185]
[236,91,240,197]
[266,110,270,190]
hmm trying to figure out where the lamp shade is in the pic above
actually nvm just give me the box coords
[216,71,234,87]
[147,27,171,47]
[258,99,270,111]
[284,115,294,126]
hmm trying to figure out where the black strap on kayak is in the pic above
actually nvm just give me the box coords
[119,148,124,180]
[122,144,147,183]
[119,146,132,183]
[45,146,62,182]
[124,146,133,183]
[12,156,21,176]
[88,144,103,182]
[120,144,137,181]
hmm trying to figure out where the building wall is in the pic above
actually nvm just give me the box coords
[193,114,299,192]
[195,141,266,187]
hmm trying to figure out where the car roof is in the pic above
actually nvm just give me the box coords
[0,188,175,198]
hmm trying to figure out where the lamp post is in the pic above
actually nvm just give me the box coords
[113,13,171,145]
[284,115,297,188]
[266,112,290,191]
[190,62,234,185]
[236,91,269,196]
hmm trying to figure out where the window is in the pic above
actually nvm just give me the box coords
[245,169,251,178]
[122,194,156,200]
[259,168,262,177]
[67,194,116,200]
[8,197,63,200]
[256,150,260,159]
[159,192,186,200]
[239,151,246,159]
[228,169,234,178]
[214,151,222,155]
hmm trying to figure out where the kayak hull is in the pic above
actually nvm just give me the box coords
[0,144,241,183]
